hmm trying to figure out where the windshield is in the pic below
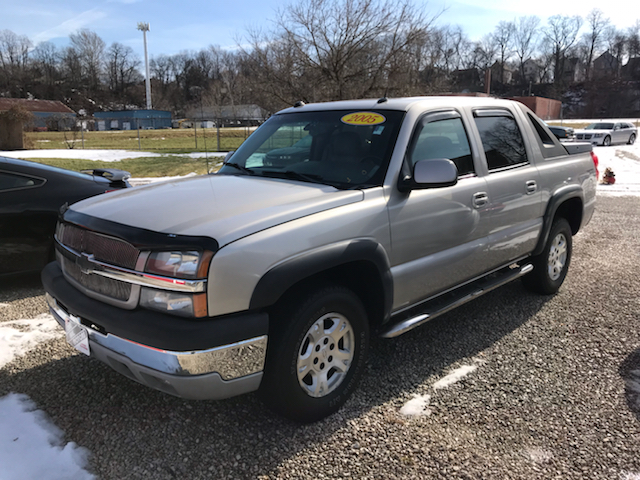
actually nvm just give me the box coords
[586,123,614,130]
[217,109,405,189]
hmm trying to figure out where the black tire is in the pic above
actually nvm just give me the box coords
[629,134,636,145]
[259,285,369,423]
[522,218,572,295]
[603,135,611,146]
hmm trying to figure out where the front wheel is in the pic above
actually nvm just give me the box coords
[603,135,611,146]
[522,218,572,295]
[629,134,636,145]
[259,286,369,423]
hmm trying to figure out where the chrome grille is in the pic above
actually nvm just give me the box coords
[58,223,139,269]
[61,255,132,301]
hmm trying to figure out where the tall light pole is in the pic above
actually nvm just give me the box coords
[137,22,152,110]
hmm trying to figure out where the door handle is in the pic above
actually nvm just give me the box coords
[526,180,537,194]
[473,192,489,208]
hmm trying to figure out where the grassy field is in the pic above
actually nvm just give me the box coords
[24,126,255,153]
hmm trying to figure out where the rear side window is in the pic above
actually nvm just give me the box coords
[410,117,474,176]
[0,172,45,191]
[473,113,528,170]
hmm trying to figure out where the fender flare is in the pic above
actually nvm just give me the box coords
[249,239,393,320]
[533,185,583,256]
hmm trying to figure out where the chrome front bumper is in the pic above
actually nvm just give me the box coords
[46,292,267,400]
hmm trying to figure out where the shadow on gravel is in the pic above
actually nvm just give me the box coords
[619,348,640,422]
[0,272,44,302]
[0,281,551,479]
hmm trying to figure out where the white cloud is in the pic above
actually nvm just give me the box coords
[33,9,107,44]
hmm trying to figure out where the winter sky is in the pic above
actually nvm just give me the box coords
[2,0,638,62]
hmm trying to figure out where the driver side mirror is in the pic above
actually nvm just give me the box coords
[398,158,458,192]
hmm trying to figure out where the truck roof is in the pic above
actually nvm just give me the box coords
[276,96,521,115]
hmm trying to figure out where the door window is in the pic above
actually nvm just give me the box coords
[473,114,528,171]
[409,117,474,176]
[0,172,44,191]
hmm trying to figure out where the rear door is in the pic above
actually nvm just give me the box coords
[387,110,493,311]
[470,108,543,268]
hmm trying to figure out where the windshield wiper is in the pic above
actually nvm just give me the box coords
[223,162,256,175]
[260,169,332,185]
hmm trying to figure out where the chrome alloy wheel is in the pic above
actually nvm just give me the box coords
[297,313,354,398]
[547,232,568,281]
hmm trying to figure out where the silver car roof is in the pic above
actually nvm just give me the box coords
[276,96,521,115]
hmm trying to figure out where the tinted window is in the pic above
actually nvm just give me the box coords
[410,117,474,176]
[0,172,45,191]
[474,115,528,170]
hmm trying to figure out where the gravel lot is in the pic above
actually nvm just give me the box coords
[1,195,639,480]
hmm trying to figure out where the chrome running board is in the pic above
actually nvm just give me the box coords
[380,264,533,338]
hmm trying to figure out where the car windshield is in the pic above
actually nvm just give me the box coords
[217,109,405,189]
[586,123,614,130]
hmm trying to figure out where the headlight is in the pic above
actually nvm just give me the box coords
[593,133,603,138]
[140,288,208,317]
[141,250,213,317]
[145,250,212,279]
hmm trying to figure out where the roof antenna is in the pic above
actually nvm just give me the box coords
[294,101,306,107]
[377,85,389,104]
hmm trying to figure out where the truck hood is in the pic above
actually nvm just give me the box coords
[69,174,363,247]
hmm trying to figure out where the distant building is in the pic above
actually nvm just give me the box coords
[522,59,543,83]
[622,57,640,80]
[186,104,268,126]
[0,98,76,131]
[562,58,585,84]
[490,61,513,85]
[93,109,172,130]
[593,52,620,79]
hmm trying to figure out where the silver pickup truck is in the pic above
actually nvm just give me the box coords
[43,97,598,422]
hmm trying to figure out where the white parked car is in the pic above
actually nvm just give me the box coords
[574,122,637,146]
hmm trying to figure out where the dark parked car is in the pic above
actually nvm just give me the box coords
[0,157,130,277]
[545,123,575,141]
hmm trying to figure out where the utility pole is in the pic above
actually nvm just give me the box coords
[137,22,152,110]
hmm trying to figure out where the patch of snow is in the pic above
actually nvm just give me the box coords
[0,302,10,308]
[1,149,228,163]
[400,394,431,416]
[524,447,554,463]
[622,473,640,480]
[0,393,94,480]
[0,314,63,368]
[594,145,640,197]
[432,365,478,390]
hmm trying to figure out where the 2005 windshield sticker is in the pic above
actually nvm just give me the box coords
[341,112,386,126]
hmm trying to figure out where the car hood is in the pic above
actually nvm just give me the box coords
[68,174,363,247]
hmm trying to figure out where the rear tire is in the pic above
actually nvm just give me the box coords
[522,218,572,295]
[629,134,636,145]
[259,285,369,423]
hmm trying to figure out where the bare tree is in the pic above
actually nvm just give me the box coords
[69,29,106,93]
[0,30,32,96]
[256,0,440,102]
[543,15,583,85]
[491,21,515,84]
[628,21,640,58]
[513,16,540,84]
[604,26,627,78]
[581,9,609,81]
[106,42,142,95]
